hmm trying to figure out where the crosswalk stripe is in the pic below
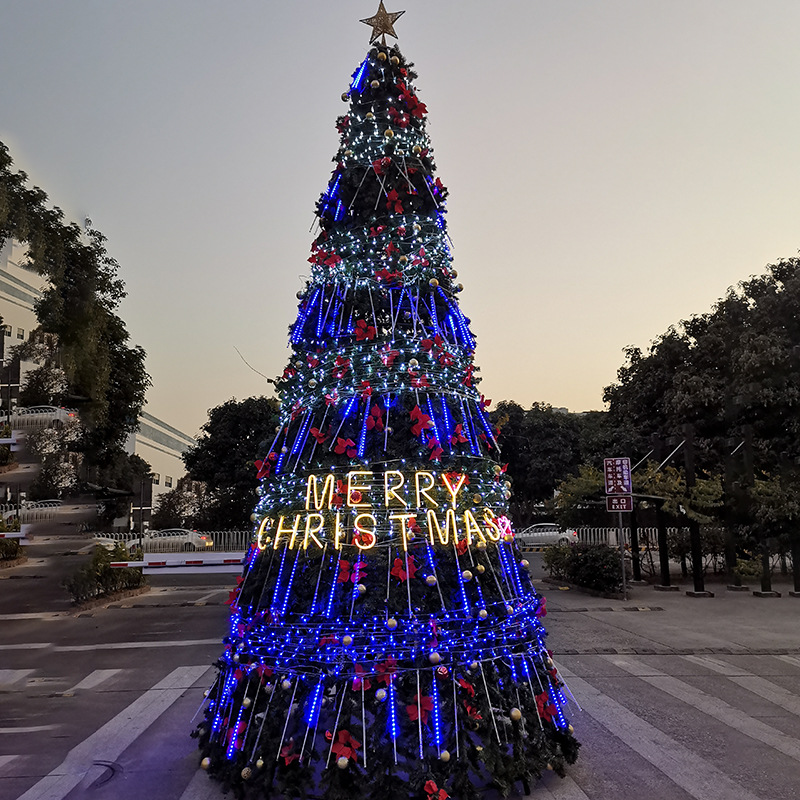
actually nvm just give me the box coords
[0,669,34,686]
[555,663,766,800]
[684,655,800,717]
[63,669,123,694]
[0,755,19,771]
[604,656,800,764]
[776,655,800,669]
[0,725,57,734]
[15,664,211,800]
[3,639,221,652]
[179,770,229,800]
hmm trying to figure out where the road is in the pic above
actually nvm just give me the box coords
[2,533,799,800]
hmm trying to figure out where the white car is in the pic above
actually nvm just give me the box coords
[128,528,214,553]
[515,523,578,549]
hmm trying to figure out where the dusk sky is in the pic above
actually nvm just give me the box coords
[1,1,798,437]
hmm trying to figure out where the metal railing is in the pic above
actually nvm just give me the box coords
[576,526,687,547]
[93,529,251,554]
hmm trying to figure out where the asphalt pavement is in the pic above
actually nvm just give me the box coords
[1,532,799,800]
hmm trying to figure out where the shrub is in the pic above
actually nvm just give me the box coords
[543,543,627,595]
[63,544,146,604]
[0,538,21,561]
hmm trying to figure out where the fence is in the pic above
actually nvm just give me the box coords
[93,530,251,554]
[576,526,687,547]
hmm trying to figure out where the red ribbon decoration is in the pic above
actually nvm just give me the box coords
[366,404,384,432]
[352,664,372,692]
[355,319,376,341]
[369,225,386,237]
[375,267,401,284]
[410,405,433,436]
[376,657,397,685]
[424,781,449,800]
[379,345,400,366]
[331,730,361,763]
[325,389,339,407]
[391,555,418,582]
[310,427,329,445]
[458,678,475,698]
[337,559,352,584]
[535,596,547,618]
[411,246,429,267]
[536,691,557,723]
[332,356,351,379]
[410,374,430,389]
[406,694,433,725]
[428,438,444,461]
[386,188,404,214]
[254,458,271,480]
[449,424,467,446]
[359,380,373,398]
[280,741,300,765]
[334,437,357,458]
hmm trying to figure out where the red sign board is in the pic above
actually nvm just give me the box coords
[604,457,632,494]
[606,495,633,513]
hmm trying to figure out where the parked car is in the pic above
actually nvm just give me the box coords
[12,406,77,424]
[515,523,578,549]
[128,528,214,553]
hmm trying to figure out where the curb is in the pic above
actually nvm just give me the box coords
[68,585,151,615]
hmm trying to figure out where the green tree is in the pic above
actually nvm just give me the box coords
[183,396,279,529]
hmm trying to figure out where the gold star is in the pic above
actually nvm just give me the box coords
[359,2,405,45]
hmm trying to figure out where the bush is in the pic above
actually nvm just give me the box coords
[0,538,21,561]
[63,544,146,604]
[543,543,627,595]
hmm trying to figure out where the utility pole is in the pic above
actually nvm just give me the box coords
[651,435,676,591]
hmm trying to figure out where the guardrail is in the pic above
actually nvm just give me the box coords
[94,530,251,554]
[577,526,687,547]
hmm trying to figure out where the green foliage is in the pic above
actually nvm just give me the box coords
[543,543,626,595]
[491,401,582,525]
[0,141,151,465]
[62,544,146,604]
[152,476,207,529]
[184,396,280,530]
[0,538,21,560]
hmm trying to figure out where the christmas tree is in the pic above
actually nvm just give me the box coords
[195,7,580,798]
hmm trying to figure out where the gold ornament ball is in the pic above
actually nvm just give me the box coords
[470,661,479,671]
[473,494,482,504]
[377,51,387,61]
[506,605,514,615]
[408,358,419,368]
[440,750,451,762]
[510,707,522,722]
[426,575,437,586]
[413,145,422,155]
[546,763,554,771]
[371,79,380,89]
[503,533,514,543]
[504,480,512,489]
[391,55,400,65]
[456,283,464,291]
[232,654,240,663]
[429,278,439,288]
[200,757,211,770]
[337,756,349,770]
[478,609,488,620]
[241,767,253,780]
[203,689,210,697]
[407,532,415,541]
[520,559,530,569]
[476,564,485,574]
[280,446,288,454]
[451,269,458,278]
[462,570,473,582]
[366,111,375,120]
[249,513,257,523]
[568,724,574,734]
[376,688,387,701]
[296,290,304,299]
[384,128,394,139]
[342,635,353,646]
[386,617,398,630]
[344,149,353,157]
[242,697,251,708]
[398,254,408,264]
[413,223,421,232]
[429,652,441,665]
[308,379,317,388]
[256,758,264,769]
[341,92,349,102]
[493,464,503,474]
[281,679,292,690]
[357,583,367,595]
[476,540,487,551]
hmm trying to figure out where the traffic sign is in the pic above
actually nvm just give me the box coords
[606,495,633,512]
[604,457,632,494]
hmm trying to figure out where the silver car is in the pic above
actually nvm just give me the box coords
[515,523,578,549]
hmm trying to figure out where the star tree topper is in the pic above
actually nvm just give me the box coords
[360,1,405,44]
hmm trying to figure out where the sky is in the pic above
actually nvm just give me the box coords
[1,1,799,438]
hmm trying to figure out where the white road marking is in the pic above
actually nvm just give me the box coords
[684,654,800,717]
[0,725,57,734]
[776,654,800,669]
[0,613,67,621]
[0,755,19,770]
[555,662,765,800]
[195,589,227,603]
[15,664,211,800]
[0,669,34,686]
[179,770,230,800]
[3,638,221,652]
[63,669,123,694]
[605,656,800,763]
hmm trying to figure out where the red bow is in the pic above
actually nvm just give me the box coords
[421,334,444,352]
[385,241,399,257]
[406,694,433,725]
[411,247,429,267]
[310,427,328,445]
[463,364,474,387]
[386,189,404,214]
[391,555,418,582]
[332,356,351,379]
[372,156,392,176]
[255,458,271,480]
[338,559,366,584]
[256,663,273,680]
[376,657,397,685]
[428,438,443,461]
[336,115,349,134]
[331,730,361,762]
[379,345,399,366]
[325,389,339,406]
[355,319,376,341]
[479,394,492,411]
[366,404,384,431]
[334,437,357,458]
[449,424,467,445]
[319,633,339,646]
[458,678,475,698]
[352,664,372,692]
[337,559,352,584]
[410,374,430,389]
[280,741,300,765]
[397,83,427,118]
[307,354,320,368]
[445,471,469,486]
[410,406,433,436]
[324,252,342,267]
[388,106,410,128]
[424,780,449,800]
[536,691,557,723]
[369,225,386,237]
[359,380,373,398]
[330,480,346,509]
[456,539,468,556]
[282,366,296,380]
[535,596,547,618]
[438,351,454,366]
[464,702,482,720]
[375,267,401,284]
